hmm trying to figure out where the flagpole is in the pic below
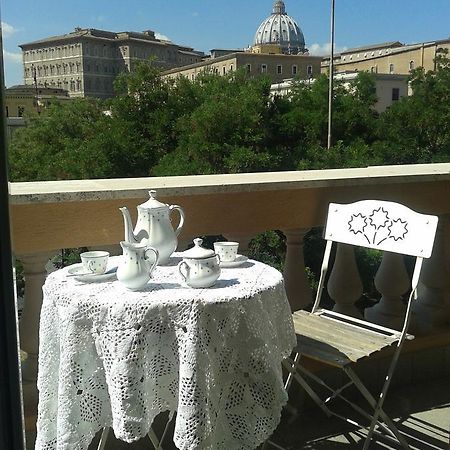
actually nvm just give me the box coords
[327,0,335,149]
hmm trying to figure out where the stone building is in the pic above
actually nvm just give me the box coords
[322,39,450,75]
[19,28,204,99]
[163,52,321,84]
[270,72,409,112]
[164,1,320,83]
[5,84,71,118]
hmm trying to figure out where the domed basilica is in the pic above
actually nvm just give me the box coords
[252,1,306,55]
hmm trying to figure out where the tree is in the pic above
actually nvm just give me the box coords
[375,52,450,164]
[9,98,115,181]
[152,70,280,175]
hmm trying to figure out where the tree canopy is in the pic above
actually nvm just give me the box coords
[8,55,450,182]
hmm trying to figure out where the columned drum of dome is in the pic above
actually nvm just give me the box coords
[253,0,306,55]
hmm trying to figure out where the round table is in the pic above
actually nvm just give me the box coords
[36,254,296,450]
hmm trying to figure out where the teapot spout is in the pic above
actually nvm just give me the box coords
[119,207,138,244]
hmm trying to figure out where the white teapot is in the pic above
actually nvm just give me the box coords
[178,238,221,288]
[116,241,159,290]
[120,190,185,265]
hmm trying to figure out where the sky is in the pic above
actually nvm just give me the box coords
[1,0,449,87]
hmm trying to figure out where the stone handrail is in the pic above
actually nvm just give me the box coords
[10,163,450,253]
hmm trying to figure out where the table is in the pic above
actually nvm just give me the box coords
[36,254,296,450]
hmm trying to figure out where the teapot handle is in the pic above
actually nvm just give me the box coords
[178,260,189,282]
[144,247,159,274]
[169,205,185,237]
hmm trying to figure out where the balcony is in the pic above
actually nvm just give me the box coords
[9,162,450,448]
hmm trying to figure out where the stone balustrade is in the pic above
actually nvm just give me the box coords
[9,162,450,425]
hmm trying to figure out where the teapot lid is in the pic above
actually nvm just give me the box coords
[183,238,216,259]
[138,190,168,210]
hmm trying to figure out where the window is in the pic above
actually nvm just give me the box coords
[409,60,415,71]
[307,65,313,77]
[392,88,400,101]
[261,64,267,73]
[277,65,282,74]
[18,106,25,117]
[5,105,8,117]
[222,66,226,75]
[292,65,297,75]
[230,64,233,71]
[389,63,394,74]
[246,64,251,73]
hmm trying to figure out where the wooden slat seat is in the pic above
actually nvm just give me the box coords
[293,310,404,367]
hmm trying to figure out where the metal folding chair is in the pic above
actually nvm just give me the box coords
[284,200,438,449]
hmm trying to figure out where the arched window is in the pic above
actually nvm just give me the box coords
[389,63,395,74]
[409,60,415,71]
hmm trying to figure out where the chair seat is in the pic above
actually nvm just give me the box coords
[292,309,412,368]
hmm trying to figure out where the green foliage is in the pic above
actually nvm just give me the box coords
[9,98,114,180]
[248,231,286,272]
[9,57,450,182]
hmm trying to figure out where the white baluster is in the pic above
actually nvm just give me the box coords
[365,251,410,329]
[283,229,312,312]
[17,251,55,428]
[413,217,450,334]
[327,243,363,318]
[18,251,55,382]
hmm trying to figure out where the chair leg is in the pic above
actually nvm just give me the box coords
[97,428,109,450]
[345,367,410,450]
[147,411,176,450]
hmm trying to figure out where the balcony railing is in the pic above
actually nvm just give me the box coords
[9,162,450,430]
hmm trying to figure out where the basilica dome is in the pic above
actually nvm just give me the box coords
[253,1,306,54]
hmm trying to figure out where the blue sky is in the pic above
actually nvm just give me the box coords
[1,0,449,87]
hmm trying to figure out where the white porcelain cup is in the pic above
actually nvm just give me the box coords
[80,251,109,274]
[213,241,239,262]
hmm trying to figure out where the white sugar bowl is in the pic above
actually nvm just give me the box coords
[178,238,221,288]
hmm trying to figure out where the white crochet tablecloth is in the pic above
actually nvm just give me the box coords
[36,254,296,450]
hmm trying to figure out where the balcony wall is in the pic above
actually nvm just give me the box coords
[9,162,450,430]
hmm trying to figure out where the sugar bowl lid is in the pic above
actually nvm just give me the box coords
[138,190,168,210]
[183,238,216,259]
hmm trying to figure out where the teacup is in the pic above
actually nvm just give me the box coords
[213,241,239,262]
[80,251,109,274]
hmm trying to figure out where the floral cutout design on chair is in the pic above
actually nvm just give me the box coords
[348,207,408,245]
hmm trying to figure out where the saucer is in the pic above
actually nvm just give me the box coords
[67,264,117,282]
[220,255,248,268]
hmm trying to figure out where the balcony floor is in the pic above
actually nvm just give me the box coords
[25,376,449,450]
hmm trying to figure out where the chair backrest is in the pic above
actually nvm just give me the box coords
[324,200,438,257]
[312,200,438,321]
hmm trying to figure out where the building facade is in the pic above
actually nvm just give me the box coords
[322,39,450,75]
[270,72,409,112]
[5,84,71,118]
[20,28,204,99]
[163,52,322,84]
